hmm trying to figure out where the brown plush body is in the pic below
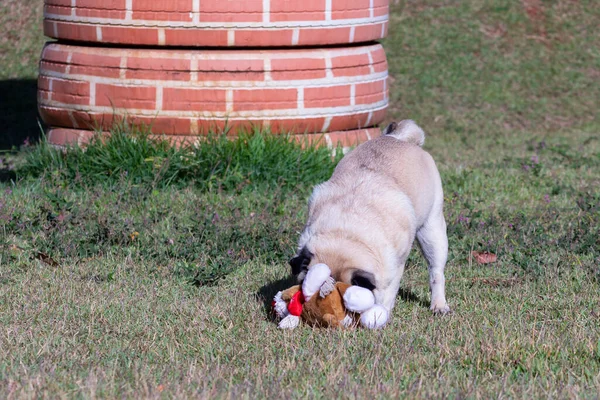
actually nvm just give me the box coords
[281,283,353,328]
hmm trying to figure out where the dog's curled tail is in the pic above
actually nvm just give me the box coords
[382,119,425,147]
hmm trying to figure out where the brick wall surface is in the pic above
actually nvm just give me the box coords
[38,43,389,136]
[43,0,389,46]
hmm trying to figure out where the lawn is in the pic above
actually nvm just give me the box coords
[1,0,599,398]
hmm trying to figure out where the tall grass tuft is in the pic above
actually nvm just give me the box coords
[19,123,343,191]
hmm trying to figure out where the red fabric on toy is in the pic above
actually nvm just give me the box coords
[288,291,305,316]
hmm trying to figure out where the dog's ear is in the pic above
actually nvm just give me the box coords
[289,247,312,276]
[351,270,376,291]
[382,122,398,136]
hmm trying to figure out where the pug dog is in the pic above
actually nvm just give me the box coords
[290,120,450,317]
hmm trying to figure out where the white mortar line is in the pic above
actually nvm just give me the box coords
[263,0,270,23]
[96,26,103,41]
[365,111,373,127]
[325,54,333,79]
[226,89,233,112]
[65,52,73,74]
[350,84,356,106]
[227,30,235,46]
[119,56,128,79]
[291,29,300,45]
[158,29,166,45]
[264,58,272,81]
[190,58,198,81]
[322,117,332,132]
[192,0,200,23]
[349,26,355,43]
[156,86,163,111]
[297,88,304,110]
[125,0,133,21]
[325,0,332,21]
[68,111,79,128]
[89,81,96,106]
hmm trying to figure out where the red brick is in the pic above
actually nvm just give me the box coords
[271,117,327,134]
[39,60,68,74]
[39,107,96,129]
[128,69,191,81]
[234,30,294,47]
[196,119,255,135]
[165,29,228,47]
[331,0,370,20]
[163,88,227,112]
[96,84,157,109]
[126,57,191,81]
[298,27,351,46]
[133,11,193,21]
[41,45,69,63]
[328,129,371,147]
[369,109,387,126]
[70,65,121,78]
[271,58,327,81]
[329,113,371,131]
[200,1,262,15]
[132,0,193,12]
[354,24,383,42]
[55,22,97,42]
[48,78,91,106]
[71,52,122,69]
[355,80,385,105]
[304,85,352,108]
[101,26,159,45]
[201,10,262,23]
[373,0,389,17]
[45,5,71,15]
[332,53,370,69]
[233,89,297,111]
[332,53,372,77]
[270,0,326,21]
[129,116,193,135]
[370,46,387,64]
[77,0,126,9]
[45,0,72,6]
[76,8,126,19]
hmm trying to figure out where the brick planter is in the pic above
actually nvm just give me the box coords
[40,0,390,148]
[38,43,388,135]
[44,0,389,47]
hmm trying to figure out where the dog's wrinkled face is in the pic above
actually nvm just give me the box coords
[289,246,377,291]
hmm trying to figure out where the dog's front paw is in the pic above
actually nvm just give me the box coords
[430,303,452,315]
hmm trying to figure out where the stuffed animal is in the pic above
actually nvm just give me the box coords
[272,263,389,329]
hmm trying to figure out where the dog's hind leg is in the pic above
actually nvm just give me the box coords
[417,207,451,315]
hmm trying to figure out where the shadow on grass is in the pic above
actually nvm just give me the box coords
[256,275,298,322]
[0,79,43,150]
[256,277,430,323]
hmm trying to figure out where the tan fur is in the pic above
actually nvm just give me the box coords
[295,120,450,314]
[301,282,352,328]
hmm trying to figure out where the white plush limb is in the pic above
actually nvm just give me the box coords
[341,314,354,328]
[319,276,336,298]
[343,286,375,313]
[360,305,389,329]
[273,291,289,319]
[302,263,331,301]
[278,315,300,329]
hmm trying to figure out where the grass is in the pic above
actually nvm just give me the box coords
[1,0,600,398]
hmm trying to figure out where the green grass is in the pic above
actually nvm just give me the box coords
[1,0,600,398]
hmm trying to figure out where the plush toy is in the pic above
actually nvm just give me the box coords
[273,263,389,329]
